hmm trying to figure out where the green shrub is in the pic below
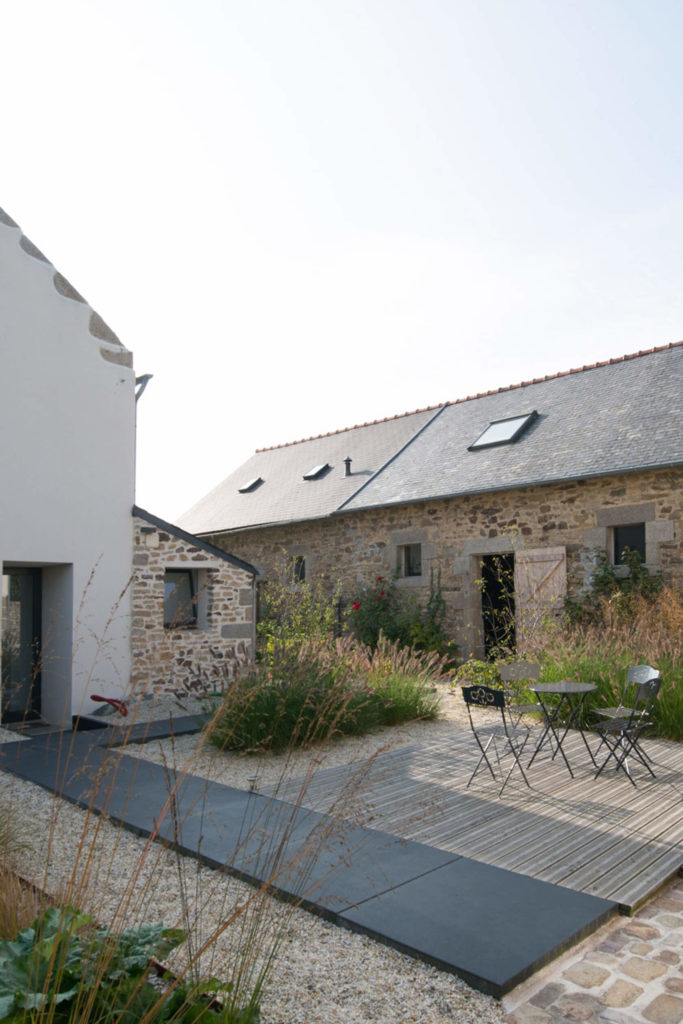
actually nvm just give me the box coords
[371,673,440,726]
[566,547,662,624]
[207,636,443,753]
[348,572,457,661]
[452,659,502,689]
[348,577,412,648]
[256,558,340,667]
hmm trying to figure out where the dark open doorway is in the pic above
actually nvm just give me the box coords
[1,568,42,722]
[480,554,515,657]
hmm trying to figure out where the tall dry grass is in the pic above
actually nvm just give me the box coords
[207,633,446,754]
[0,680,387,1022]
[526,585,683,738]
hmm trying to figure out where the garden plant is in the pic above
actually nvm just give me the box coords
[0,672,386,1022]
[207,635,445,754]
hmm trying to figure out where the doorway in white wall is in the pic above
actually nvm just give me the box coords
[1,568,42,722]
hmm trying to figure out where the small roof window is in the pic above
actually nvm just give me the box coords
[238,476,263,493]
[469,411,538,451]
[303,463,330,480]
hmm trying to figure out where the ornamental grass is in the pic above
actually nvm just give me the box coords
[207,635,446,754]
[524,585,683,740]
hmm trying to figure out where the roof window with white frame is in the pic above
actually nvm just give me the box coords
[238,477,263,493]
[469,411,538,451]
[302,463,330,480]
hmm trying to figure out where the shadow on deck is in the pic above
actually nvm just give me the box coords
[263,726,683,913]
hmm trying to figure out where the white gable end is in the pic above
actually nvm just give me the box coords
[0,209,136,724]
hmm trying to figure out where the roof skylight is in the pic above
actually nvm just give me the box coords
[469,411,538,451]
[238,477,263,493]
[303,463,330,480]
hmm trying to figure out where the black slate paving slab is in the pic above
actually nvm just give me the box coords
[97,714,211,746]
[0,731,618,997]
[338,856,617,997]
[148,772,462,912]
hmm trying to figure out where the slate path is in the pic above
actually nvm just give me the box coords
[0,717,617,999]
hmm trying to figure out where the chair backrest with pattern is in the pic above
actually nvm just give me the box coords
[617,665,660,709]
[633,677,661,709]
[618,678,663,729]
[462,685,506,709]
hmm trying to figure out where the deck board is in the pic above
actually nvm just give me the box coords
[262,725,683,911]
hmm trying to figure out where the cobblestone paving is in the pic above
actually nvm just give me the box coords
[503,875,683,1024]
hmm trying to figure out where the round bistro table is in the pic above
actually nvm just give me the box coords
[527,680,598,777]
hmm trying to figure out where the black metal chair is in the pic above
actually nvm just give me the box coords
[593,678,662,786]
[462,684,532,797]
[498,661,542,726]
[595,664,660,721]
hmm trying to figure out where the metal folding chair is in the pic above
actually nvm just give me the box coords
[593,678,661,786]
[498,661,542,726]
[462,684,532,797]
[595,664,660,720]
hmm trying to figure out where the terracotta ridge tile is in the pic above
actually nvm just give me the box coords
[255,404,443,452]
[255,341,683,452]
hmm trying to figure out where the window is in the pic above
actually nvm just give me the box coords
[238,477,263,493]
[290,555,306,583]
[469,411,538,450]
[398,543,422,578]
[164,570,197,628]
[303,463,330,480]
[613,523,646,565]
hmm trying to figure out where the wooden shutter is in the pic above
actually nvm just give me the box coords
[514,547,566,648]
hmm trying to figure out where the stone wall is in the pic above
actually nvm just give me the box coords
[131,516,255,697]
[205,467,682,658]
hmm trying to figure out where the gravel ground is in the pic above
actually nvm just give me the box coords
[126,682,488,792]
[0,686,505,1024]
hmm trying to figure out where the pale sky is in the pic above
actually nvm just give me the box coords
[3,0,682,521]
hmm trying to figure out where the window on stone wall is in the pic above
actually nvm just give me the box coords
[290,555,306,583]
[397,543,422,578]
[613,523,646,565]
[164,570,197,628]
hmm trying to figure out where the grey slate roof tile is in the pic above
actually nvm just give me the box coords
[343,345,683,511]
[181,344,682,533]
[180,408,439,534]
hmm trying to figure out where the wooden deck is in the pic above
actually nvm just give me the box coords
[263,727,683,913]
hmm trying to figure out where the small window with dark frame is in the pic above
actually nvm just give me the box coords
[613,523,646,566]
[398,543,422,578]
[164,570,197,628]
[291,555,306,583]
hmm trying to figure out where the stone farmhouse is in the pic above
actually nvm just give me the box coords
[181,343,683,658]
[0,209,255,727]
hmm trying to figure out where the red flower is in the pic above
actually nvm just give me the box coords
[352,602,361,611]
[376,576,383,582]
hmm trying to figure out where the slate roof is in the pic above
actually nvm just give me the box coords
[133,506,256,574]
[343,343,683,512]
[179,408,439,534]
[181,343,683,535]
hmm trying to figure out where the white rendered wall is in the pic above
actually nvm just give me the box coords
[0,213,136,720]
